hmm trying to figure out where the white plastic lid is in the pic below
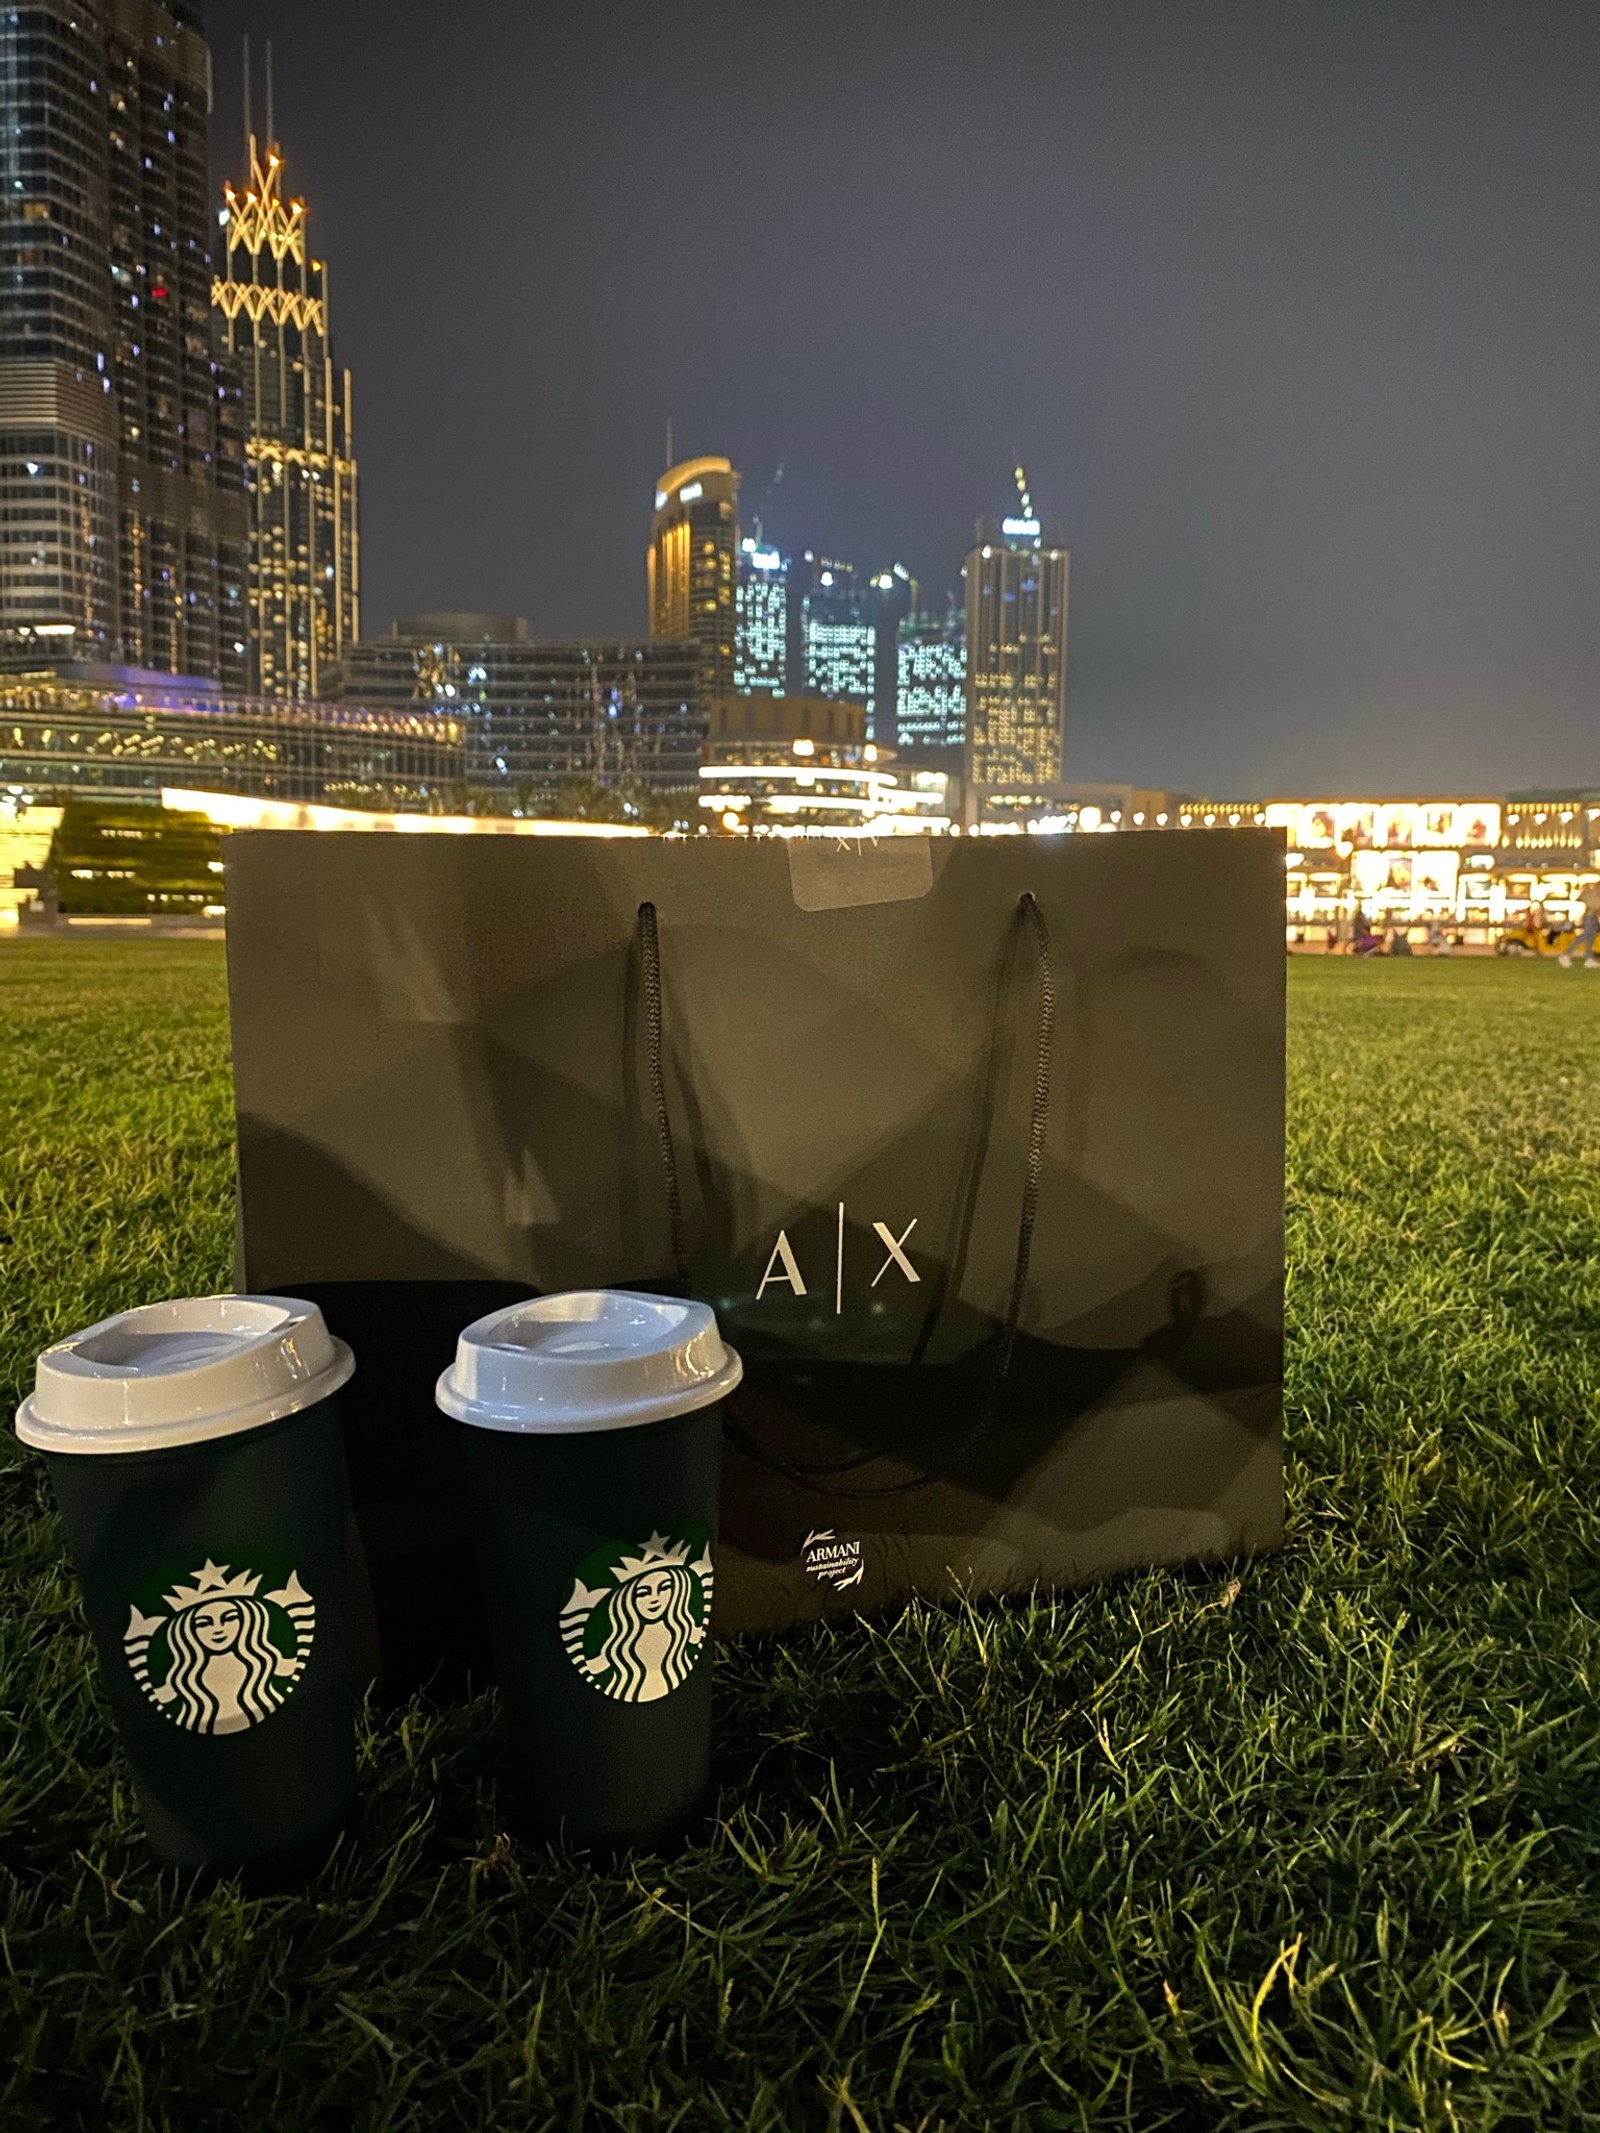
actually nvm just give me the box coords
[435,1289,742,1434]
[15,1294,354,1456]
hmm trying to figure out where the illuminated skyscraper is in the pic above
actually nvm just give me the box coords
[735,538,786,693]
[964,469,1068,788]
[0,0,247,680]
[897,604,966,754]
[213,130,359,698]
[802,564,875,732]
[869,562,914,743]
[649,456,738,696]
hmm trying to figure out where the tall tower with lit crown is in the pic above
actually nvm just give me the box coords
[213,112,358,699]
[964,465,1069,789]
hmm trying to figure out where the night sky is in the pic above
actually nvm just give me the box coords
[206,1,1600,797]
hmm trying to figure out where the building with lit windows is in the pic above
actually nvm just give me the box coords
[213,130,358,699]
[699,693,947,835]
[735,539,786,693]
[869,563,914,743]
[648,457,739,696]
[801,569,875,731]
[0,0,247,683]
[330,617,704,798]
[964,471,1068,789]
[0,0,120,663]
[896,605,965,757]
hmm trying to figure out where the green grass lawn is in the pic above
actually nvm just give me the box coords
[4,942,1600,2131]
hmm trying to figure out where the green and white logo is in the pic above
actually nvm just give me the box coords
[559,1527,712,1705]
[123,1554,315,1736]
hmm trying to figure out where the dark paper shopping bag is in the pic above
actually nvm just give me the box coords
[224,829,1284,1688]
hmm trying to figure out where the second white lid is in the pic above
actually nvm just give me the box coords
[15,1294,354,1455]
[436,1289,742,1433]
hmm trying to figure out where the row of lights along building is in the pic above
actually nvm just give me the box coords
[1,2,1595,940]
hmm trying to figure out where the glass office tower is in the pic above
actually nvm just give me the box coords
[897,605,966,752]
[332,618,706,798]
[735,538,786,693]
[964,481,1069,788]
[802,569,875,732]
[0,4,119,659]
[0,0,247,681]
[648,457,739,697]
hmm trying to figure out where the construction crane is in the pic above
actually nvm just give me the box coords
[745,460,784,547]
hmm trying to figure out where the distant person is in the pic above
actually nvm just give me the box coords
[1387,926,1413,957]
[1353,919,1382,957]
[1426,922,1450,955]
[1559,879,1600,967]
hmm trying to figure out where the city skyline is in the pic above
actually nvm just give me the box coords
[194,4,1600,793]
[203,0,1600,802]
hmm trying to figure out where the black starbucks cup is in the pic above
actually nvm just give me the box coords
[15,1295,357,1882]
[436,1290,741,1851]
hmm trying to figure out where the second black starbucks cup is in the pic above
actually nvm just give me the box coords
[436,1290,740,1851]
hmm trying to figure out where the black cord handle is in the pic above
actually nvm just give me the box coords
[638,900,689,1289]
[992,890,1055,1394]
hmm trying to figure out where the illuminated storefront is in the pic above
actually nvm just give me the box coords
[1191,798,1589,946]
[1256,801,1503,941]
[974,789,1598,946]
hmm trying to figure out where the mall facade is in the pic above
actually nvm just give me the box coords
[1013,789,1600,945]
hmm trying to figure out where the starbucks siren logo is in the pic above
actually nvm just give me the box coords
[123,1554,316,1736]
[560,1527,712,1705]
